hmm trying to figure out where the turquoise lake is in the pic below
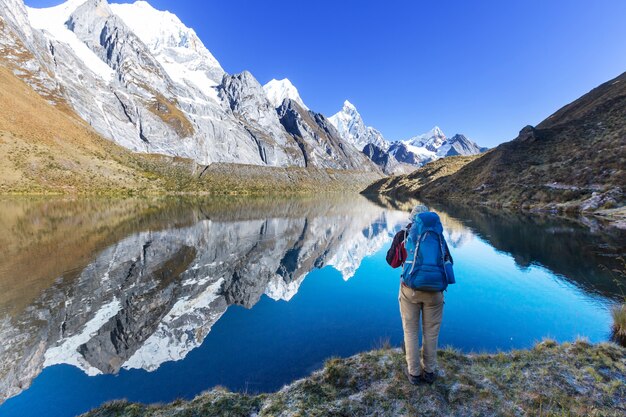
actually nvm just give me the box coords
[0,196,623,417]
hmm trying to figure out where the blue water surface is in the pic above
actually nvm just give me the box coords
[0,197,622,417]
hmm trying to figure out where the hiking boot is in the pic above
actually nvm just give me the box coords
[419,371,436,385]
[404,367,420,385]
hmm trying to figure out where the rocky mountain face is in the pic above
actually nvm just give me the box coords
[0,197,408,403]
[277,99,375,169]
[380,71,626,216]
[363,144,413,175]
[328,101,487,174]
[0,0,378,172]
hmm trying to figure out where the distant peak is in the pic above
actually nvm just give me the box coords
[263,78,308,110]
[133,0,156,8]
[266,78,295,88]
[343,100,357,110]
[429,126,445,136]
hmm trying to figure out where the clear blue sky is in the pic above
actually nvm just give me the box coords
[25,0,626,146]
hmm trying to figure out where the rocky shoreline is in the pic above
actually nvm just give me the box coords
[83,340,625,417]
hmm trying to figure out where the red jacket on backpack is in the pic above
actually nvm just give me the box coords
[386,223,411,268]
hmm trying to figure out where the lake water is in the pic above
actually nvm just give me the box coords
[0,195,624,417]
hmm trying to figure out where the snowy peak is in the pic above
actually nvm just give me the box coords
[328,100,388,152]
[437,133,487,157]
[406,126,447,148]
[111,1,196,50]
[263,78,308,110]
[110,1,224,85]
[391,127,486,167]
[429,126,445,138]
[342,99,357,112]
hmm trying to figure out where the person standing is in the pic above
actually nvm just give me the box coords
[386,204,454,384]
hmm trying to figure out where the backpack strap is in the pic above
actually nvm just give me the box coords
[443,239,453,264]
[437,233,445,265]
[408,230,429,275]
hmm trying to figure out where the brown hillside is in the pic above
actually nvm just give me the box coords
[418,72,626,212]
[0,65,167,193]
[362,154,481,197]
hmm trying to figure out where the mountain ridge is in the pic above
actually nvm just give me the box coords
[1,0,489,181]
[0,63,381,194]
[1,0,378,174]
[328,100,487,173]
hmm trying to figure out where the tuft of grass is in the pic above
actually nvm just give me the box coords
[323,357,352,388]
[373,336,392,351]
[611,303,626,347]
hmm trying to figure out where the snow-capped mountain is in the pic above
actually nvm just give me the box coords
[0,0,377,172]
[329,100,389,152]
[110,1,225,91]
[263,78,308,110]
[390,127,487,166]
[388,141,437,166]
[328,100,487,173]
[439,134,489,157]
[405,126,447,150]
[0,0,484,178]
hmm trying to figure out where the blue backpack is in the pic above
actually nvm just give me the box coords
[401,211,455,292]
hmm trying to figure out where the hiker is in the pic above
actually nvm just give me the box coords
[386,204,455,385]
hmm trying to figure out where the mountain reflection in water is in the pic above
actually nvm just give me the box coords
[0,196,407,403]
[0,195,623,415]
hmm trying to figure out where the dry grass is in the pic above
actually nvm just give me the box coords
[363,72,626,217]
[362,154,481,197]
[419,72,626,212]
[611,303,626,347]
[148,93,195,137]
[0,65,162,193]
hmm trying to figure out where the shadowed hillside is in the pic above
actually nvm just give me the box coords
[420,72,626,212]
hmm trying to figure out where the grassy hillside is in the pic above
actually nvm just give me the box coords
[419,72,626,213]
[83,340,625,417]
[0,66,381,195]
[362,155,481,197]
[361,72,625,224]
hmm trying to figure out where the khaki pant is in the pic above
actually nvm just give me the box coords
[399,285,444,375]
